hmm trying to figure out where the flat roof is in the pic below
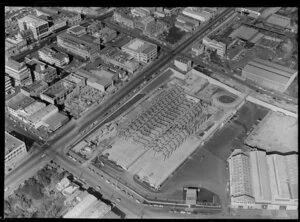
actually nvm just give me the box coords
[6,92,35,111]
[19,14,48,27]
[5,58,26,71]
[245,111,298,153]
[266,13,291,28]
[21,80,48,92]
[186,188,197,205]
[5,131,25,155]
[39,46,69,61]
[43,112,68,127]
[76,69,114,87]
[229,25,259,41]
[27,104,58,123]
[42,79,75,97]
[122,38,157,54]
[69,25,86,33]
[23,101,46,116]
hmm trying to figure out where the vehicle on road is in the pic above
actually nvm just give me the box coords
[135,199,141,204]
[41,153,46,158]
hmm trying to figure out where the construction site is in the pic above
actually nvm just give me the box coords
[86,68,246,190]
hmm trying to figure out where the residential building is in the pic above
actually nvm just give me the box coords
[182,7,213,22]
[38,46,70,68]
[174,57,192,72]
[20,80,49,98]
[18,15,50,40]
[5,58,32,86]
[5,131,27,173]
[57,32,100,61]
[5,75,13,94]
[113,11,135,29]
[40,78,76,104]
[75,68,117,92]
[26,58,57,83]
[121,38,157,64]
[202,36,226,57]
[242,58,298,92]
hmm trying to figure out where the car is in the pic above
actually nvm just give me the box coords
[41,153,46,158]
[135,199,141,204]
[116,198,121,202]
[96,185,101,190]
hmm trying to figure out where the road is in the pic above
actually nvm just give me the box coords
[5,8,234,218]
[183,53,298,105]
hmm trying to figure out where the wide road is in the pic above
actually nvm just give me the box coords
[5,8,234,217]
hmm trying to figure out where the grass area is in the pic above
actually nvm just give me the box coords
[163,26,186,44]
[4,165,68,218]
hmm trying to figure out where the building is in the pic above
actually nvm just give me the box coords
[122,38,157,64]
[5,58,32,86]
[40,78,76,104]
[228,149,298,210]
[67,25,87,36]
[26,58,57,83]
[191,42,204,56]
[177,14,200,27]
[63,192,111,218]
[43,112,69,132]
[5,92,36,118]
[143,20,165,37]
[242,58,298,92]
[113,11,135,29]
[5,34,27,57]
[175,20,196,32]
[57,32,100,61]
[87,20,103,34]
[185,187,199,205]
[20,80,49,98]
[131,8,151,18]
[228,149,255,207]
[17,100,46,118]
[5,131,27,173]
[266,13,291,29]
[60,11,81,26]
[202,36,226,57]
[18,15,50,40]
[93,27,117,43]
[135,16,155,30]
[238,7,262,18]
[38,46,70,68]
[99,47,140,74]
[5,75,13,94]
[174,57,192,72]
[182,7,213,22]
[76,68,117,92]
[27,104,59,129]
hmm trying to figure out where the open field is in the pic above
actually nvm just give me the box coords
[245,111,298,153]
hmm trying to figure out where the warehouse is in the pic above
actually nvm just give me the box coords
[242,58,298,92]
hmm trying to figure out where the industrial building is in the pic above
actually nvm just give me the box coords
[242,58,298,92]
[99,47,140,74]
[182,7,213,22]
[237,7,262,18]
[57,32,100,61]
[229,25,259,42]
[113,11,135,29]
[202,36,226,57]
[17,14,50,40]
[25,58,57,83]
[177,14,200,27]
[266,13,291,29]
[75,68,117,92]
[121,38,157,64]
[63,191,111,218]
[175,20,196,32]
[5,131,27,173]
[40,78,76,104]
[228,149,298,210]
[38,46,70,67]
[5,58,32,86]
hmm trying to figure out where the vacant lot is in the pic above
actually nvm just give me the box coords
[164,26,186,44]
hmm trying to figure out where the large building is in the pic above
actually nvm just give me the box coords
[242,58,298,92]
[174,57,192,72]
[26,58,57,83]
[18,15,50,40]
[202,36,226,57]
[5,58,32,86]
[38,46,70,67]
[182,7,213,22]
[21,80,49,98]
[266,13,292,29]
[238,7,262,18]
[27,104,59,129]
[43,112,69,132]
[5,75,13,94]
[6,92,36,118]
[131,7,151,18]
[5,131,27,173]
[121,38,157,64]
[5,34,27,57]
[228,149,298,210]
[40,78,76,104]
[75,69,117,92]
[135,16,155,31]
[63,192,111,218]
[113,11,135,29]
[57,32,100,61]
[143,20,165,37]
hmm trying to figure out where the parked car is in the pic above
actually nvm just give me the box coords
[116,198,121,202]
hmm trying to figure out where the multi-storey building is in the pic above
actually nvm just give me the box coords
[38,46,70,67]
[113,11,135,29]
[5,58,32,86]
[60,11,81,26]
[131,8,151,18]
[182,7,213,22]
[57,32,100,61]
[5,34,27,57]
[5,75,13,94]
[121,38,157,64]
[21,80,49,98]
[143,20,165,37]
[202,36,226,57]
[135,16,155,30]
[18,15,50,40]
[5,131,27,173]
[25,58,57,83]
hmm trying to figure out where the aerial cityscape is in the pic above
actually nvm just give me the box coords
[4,6,298,219]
